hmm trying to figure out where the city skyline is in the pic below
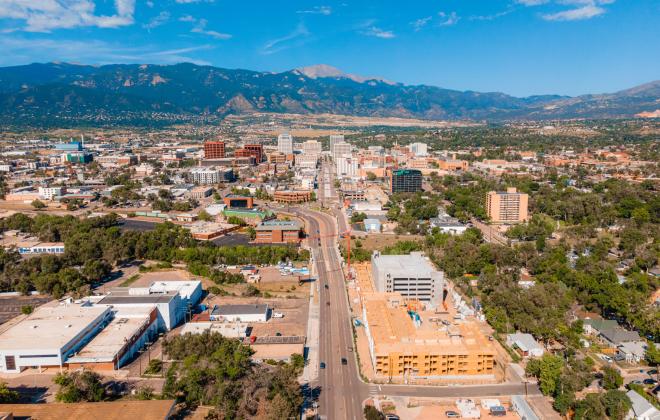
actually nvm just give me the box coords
[0,0,658,96]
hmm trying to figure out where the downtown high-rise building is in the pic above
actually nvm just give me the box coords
[329,134,345,152]
[277,133,293,155]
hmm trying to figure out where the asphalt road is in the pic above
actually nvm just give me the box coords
[299,162,543,419]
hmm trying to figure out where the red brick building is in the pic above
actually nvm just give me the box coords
[254,220,303,244]
[204,141,226,159]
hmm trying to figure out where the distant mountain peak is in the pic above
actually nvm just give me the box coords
[293,64,394,85]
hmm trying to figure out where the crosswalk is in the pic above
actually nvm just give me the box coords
[368,384,381,396]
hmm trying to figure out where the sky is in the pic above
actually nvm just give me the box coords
[0,0,658,97]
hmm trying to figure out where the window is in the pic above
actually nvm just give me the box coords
[5,355,16,370]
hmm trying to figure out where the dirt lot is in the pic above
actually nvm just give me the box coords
[253,266,311,299]
[203,293,309,338]
[340,233,425,252]
[389,397,521,420]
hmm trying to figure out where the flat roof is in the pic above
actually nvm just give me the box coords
[0,400,175,420]
[148,281,201,300]
[97,292,177,305]
[0,303,110,351]
[372,252,438,278]
[67,307,154,363]
[255,220,301,231]
[213,304,269,316]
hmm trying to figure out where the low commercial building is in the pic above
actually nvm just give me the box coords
[0,400,176,420]
[273,190,312,203]
[67,307,159,371]
[181,322,249,338]
[210,304,270,323]
[223,194,254,209]
[0,233,65,255]
[363,219,381,233]
[0,302,112,373]
[38,186,66,200]
[186,221,240,240]
[186,186,213,199]
[222,207,275,225]
[254,220,302,244]
[96,281,202,330]
[371,251,444,303]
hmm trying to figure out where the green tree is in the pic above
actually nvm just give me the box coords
[601,366,623,390]
[0,381,19,403]
[364,405,385,420]
[31,199,46,209]
[602,390,632,420]
[20,305,33,315]
[574,393,607,420]
[54,369,106,403]
[197,210,213,221]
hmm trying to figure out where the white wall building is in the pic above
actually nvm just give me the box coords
[210,304,270,323]
[409,142,428,157]
[332,142,352,161]
[371,251,444,303]
[277,133,293,155]
[38,186,65,200]
[336,156,358,177]
[301,140,322,156]
[0,302,112,373]
[329,134,345,152]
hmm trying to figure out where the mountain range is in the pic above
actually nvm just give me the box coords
[0,62,658,125]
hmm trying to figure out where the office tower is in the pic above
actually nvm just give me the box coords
[409,142,428,157]
[389,169,422,193]
[332,142,352,161]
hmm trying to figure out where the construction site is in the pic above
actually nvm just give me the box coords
[348,257,506,384]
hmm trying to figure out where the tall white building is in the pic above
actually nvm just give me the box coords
[329,134,345,152]
[336,156,358,177]
[277,133,293,155]
[302,140,322,156]
[409,142,428,157]
[332,142,352,161]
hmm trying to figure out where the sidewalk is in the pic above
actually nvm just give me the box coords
[300,248,320,384]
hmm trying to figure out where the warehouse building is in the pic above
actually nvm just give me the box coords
[96,281,202,330]
[0,301,112,373]
[210,304,270,323]
[371,251,444,303]
[67,307,159,371]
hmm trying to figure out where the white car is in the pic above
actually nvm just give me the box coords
[272,312,284,318]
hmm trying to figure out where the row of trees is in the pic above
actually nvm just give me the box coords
[0,213,308,298]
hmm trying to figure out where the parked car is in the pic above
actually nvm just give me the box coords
[648,369,658,375]
[643,378,658,385]
[385,415,400,420]
[320,362,326,369]
[341,357,348,365]
[445,411,460,418]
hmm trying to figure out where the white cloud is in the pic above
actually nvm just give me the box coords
[410,16,432,31]
[261,22,310,54]
[517,0,615,21]
[363,26,395,39]
[469,9,515,21]
[438,11,459,26]
[175,0,215,3]
[542,4,605,20]
[179,15,196,22]
[516,0,549,5]
[143,11,170,30]
[191,18,231,39]
[297,6,332,15]
[0,0,136,32]
[0,35,214,65]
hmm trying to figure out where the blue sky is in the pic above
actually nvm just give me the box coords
[0,0,658,96]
